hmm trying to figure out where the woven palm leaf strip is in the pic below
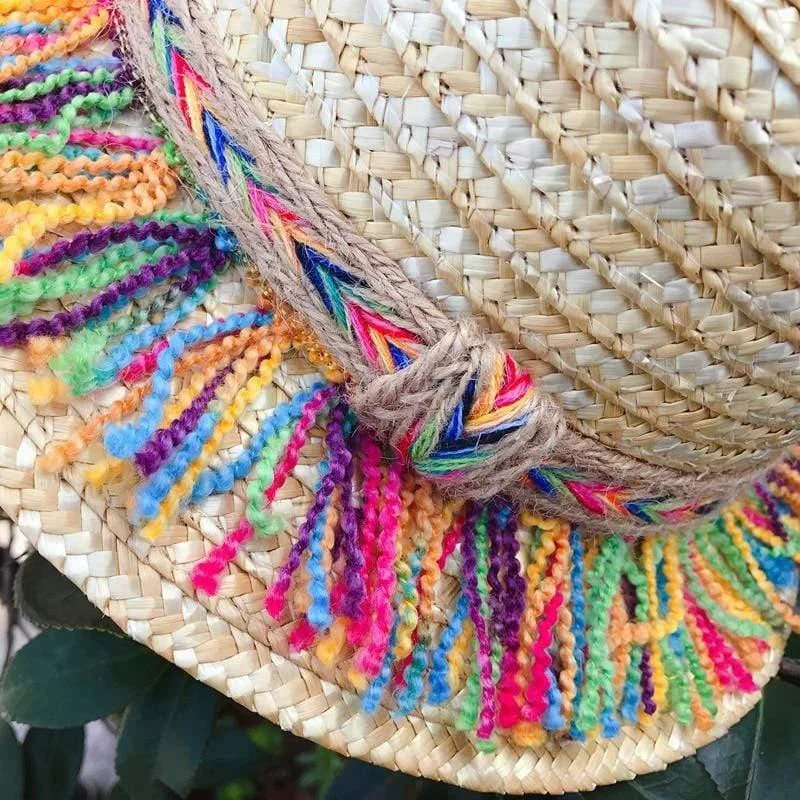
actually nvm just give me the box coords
[1,0,800,750]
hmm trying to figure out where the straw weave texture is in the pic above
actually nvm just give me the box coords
[1,3,796,793]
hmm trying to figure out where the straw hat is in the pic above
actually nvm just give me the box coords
[1,0,800,793]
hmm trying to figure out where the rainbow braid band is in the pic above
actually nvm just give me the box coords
[145,0,549,485]
[122,0,745,533]
[2,0,800,752]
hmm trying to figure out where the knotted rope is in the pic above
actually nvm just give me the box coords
[348,319,566,498]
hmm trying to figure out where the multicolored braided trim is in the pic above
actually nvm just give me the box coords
[1,0,799,751]
[114,0,753,532]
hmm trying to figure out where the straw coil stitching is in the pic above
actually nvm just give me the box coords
[228,0,800,478]
[317,0,800,440]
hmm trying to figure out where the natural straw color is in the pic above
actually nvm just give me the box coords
[0,290,786,793]
[115,0,795,527]
[188,0,800,477]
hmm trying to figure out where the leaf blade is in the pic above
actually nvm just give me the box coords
[13,554,119,636]
[0,719,23,800]
[116,667,219,798]
[321,759,411,800]
[193,723,270,790]
[591,754,724,800]
[22,726,84,800]
[590,675,800,800]
[0,630,167,727]
[696,704,759,800]
[745,679,800,800]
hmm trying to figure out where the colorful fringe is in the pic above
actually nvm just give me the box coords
[2,0,800,750]
[190,421,800,747]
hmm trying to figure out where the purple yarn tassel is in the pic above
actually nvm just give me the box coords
[0,76,125,124]
[265,402,350,612]
[0,244,224,346]
[133,366,232,476]
[640,647,657,715]
[17,222,211,279]
[333,421,365,618]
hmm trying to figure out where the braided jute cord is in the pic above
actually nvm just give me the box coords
[117,0,773,534]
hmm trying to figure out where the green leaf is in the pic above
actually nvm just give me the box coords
[739,678,800,799]
[782,634,800,660]
[0,719,23,800]
[108,783,178,800]
[320,759,411,800]
[591,755,724,800]
[193,723,269,789]
[587,675,800,800]
[694,677,800,800]
[14,554,118,636]
[116,667,219,798]
[696,705,759,800]
[301,745,347,799]
[247,721,284,753]
[22,727,84,800]
[0,629,167,727]
[417,784,503,800]
[217,779,257,800]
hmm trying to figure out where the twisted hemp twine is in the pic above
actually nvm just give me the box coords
[116,0,774,535]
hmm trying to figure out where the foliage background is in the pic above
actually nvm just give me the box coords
[1,544,798,800]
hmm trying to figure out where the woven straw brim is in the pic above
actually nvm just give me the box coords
[203,0,800,475]
[0,275,785,794]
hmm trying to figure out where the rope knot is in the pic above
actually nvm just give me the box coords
[347,319,565,498]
